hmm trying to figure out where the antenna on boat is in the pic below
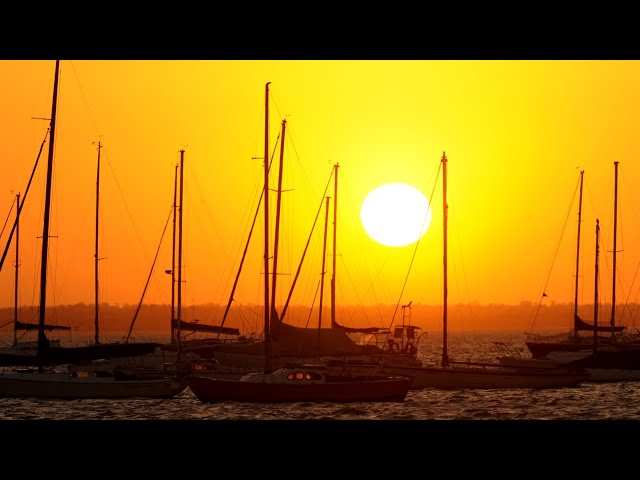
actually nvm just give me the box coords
[611,161,620,337]
[441,151,449,368]
[92,140,103,345]
[264,81,272,373]
[13,192,20,346]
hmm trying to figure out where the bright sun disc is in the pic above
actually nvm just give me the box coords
[360,183,432,247]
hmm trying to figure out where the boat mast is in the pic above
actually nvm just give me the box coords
[593,219,599,353]
[441,151,449,368]
[94,141,102,344]
[13,193,20,346]
[176,149,185,353]
[170,163,178,344]
[330,163,339,328]
[264,82,272,373]
[611,161,619,335]
[270,118,286,343]
[37,59,60,371]
[573,170,584,337]
[318,195,330,335]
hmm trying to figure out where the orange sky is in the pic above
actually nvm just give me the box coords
[2,60,640,318]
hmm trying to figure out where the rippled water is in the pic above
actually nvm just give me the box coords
[2,329,640,420]
[2,381,639,420]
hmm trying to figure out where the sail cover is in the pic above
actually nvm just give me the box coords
[575,315,625,333]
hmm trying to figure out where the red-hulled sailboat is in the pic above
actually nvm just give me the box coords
[187,82,410,403]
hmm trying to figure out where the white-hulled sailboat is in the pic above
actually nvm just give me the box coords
[0,60,186,399]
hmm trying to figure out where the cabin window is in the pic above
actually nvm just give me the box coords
[287,371,322,381]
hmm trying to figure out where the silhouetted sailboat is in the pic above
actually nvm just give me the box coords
[381,152,590,389]
[0,60,186,398]
[182,158,421,369]
[187,82,411,402]
[524,170,624,359]
[0,63,158,368]
[111,150,246,378]
[553,162,640,380]
[0,192,68,358]
[501,162,640,382]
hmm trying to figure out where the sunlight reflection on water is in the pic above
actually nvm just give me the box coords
[1,330,640,420]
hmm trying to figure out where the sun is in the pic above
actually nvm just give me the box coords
[360,183,432,247]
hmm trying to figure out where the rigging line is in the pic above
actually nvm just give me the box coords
[336,173,389,329]
[452,219,475,341]
[69,61,102,139]
[527,173,581,334]
[125,204,173,342]
[385,160,442,336]
[0,196,16,239]
[186,165,230,283]
[0,128,50,272]
[304,278,322,329]
[218,130,282,330]
[285,125,322,208]
[279,167,333,323]
[102,150,152,273]
[617,167,640,328]
[0,319,13,329]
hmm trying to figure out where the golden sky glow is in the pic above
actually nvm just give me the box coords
[2,60,640,318]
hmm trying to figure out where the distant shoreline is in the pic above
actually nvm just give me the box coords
[1,301,629,334]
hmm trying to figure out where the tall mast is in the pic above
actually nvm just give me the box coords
[593,219,600,353]
[94,141,102,344]
[441,151,449,368]
[330,163,339,328]
[176,150,185,353]
[611,161,619,335]
[170,163,178,344]
[13,193,20,346]
[37,59,60,371]
[263,82,271,373]
[270,118,286,340]
[573,170,584,336]
[318,196,330,334]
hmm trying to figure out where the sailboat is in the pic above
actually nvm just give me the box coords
[524,170,625,359]
[381,152,590,389]
[180,160,422,370]
[0,69,158,368]
[186,82,411,403]
[0,192,68,358]
[0,60,187,398]
[549,162,640,381]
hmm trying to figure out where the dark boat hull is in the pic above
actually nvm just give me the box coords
[0,342,160,367]
[382,363,590,389]
[526,341,600,359]
[0,371,187,399]
[568,345,640,370]
[187,375,410,403]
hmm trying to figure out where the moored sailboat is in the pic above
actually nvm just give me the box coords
[0,69,158,367]
[503,162,640,382]
[524,170,625,359]
[381,152,590,389]
[0,60,186,399]
[187,82,411,403]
